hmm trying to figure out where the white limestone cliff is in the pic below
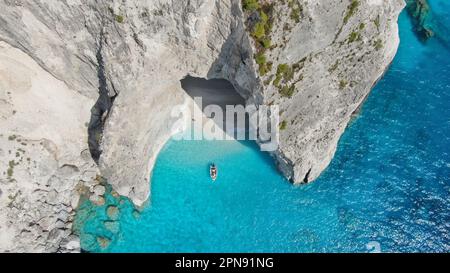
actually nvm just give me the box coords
[0,0,405,252]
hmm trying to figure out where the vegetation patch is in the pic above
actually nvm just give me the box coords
[279,120,287,130]
[288,0,303,24]
[348,31,362,43]
[255,51,266,65]
[333,0,361,42]
[243,1,275,77]
[252,21,266,39]
[280,84,296,98]
[242,0,260,11]
[7,160,18,179]
[373,15,380,31]
[108,6,125,23]
[343,0,360,24]
[115,15,124,23]
[242,0,305,98]
[374,39,384,50]
[339,79,348,90]
[261,38,272,49]
[273,64,292,86]
[273,63,299,98]
[255,52,273,76]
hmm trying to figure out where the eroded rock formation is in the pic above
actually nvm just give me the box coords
[0,0,404,252]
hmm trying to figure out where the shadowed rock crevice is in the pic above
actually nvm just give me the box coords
[88,32,117,163]
[303,168,312,183]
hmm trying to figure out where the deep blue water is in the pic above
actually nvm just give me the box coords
[76,4,450,253]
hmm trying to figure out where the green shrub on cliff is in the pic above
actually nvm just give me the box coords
[255,52,272,76]
[291,7,301,23]
[339,80,348,90]
[259,64,269,76]
[252,22,266,39]
[348,31,361,43]
[344,0,360,24]
[260,10,269,24]
[277,64,294,82]
[255,52,266,65]
[261,38,271,49]
[280,84,295,98]
[115,15,124,23]
[242,1,276,79]
[243,0,260,11]
[374,39,384,50]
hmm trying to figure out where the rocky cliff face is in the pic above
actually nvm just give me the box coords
[0,0,404,252]
[245,0,405,184]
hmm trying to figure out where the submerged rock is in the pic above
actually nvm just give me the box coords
[103,221,120,234]
[96,237,111,249]
[132,210,141,220]
[111,190,120,199]
[106,205,120,220]
[406,0,435,41]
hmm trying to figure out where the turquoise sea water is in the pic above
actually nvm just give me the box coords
[76,4,450,253]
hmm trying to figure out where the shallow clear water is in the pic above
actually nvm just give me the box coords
[76,4,450,253]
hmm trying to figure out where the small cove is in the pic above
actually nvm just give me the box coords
[75,5,450,253]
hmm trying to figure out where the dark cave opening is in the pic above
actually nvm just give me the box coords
[180,76,251,140]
